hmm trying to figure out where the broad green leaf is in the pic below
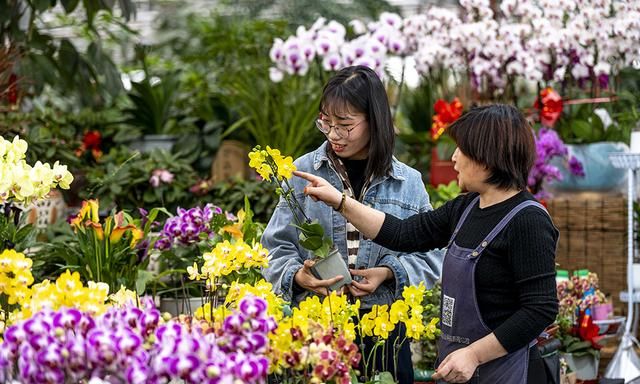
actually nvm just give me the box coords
[136,270,155,295]
[299,233,323,251]
[61,0,80,12]
[376,372,396,384]
[571,120,594,142]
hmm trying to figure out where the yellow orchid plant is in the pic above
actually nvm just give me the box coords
[0,135,74,252]
[0,247,138,337]
[249,146,333,258]
[262,283,440,384]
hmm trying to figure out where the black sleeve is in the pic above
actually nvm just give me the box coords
[374,194,467,252]
[493,208,559,353]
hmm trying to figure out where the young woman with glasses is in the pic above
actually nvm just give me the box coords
[261,65,444,384]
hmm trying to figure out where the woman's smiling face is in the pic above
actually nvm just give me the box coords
[319,104,370,160]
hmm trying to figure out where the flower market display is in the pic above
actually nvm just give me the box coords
[2,0,640,382]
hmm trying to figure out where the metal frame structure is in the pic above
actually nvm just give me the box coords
[606,153,640,383]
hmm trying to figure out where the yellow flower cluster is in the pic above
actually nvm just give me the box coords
[248,146,296,181]
[17,270,110,320]
[0,249,34,305]
[293,292,359,341]
[188,239,270,283]
[195,279,285,325]
[269,292,360,374]
[360,282,439,340]
[0,135,74,204]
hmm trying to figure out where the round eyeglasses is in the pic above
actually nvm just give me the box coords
[315,118,366,139]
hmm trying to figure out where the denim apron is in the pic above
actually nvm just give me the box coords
[436,196,545,383]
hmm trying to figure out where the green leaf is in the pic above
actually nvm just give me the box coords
[571,120,594,142]
[313,237,333,258]
[60,0,80,12]
[589,112,605,141]
[32,0,52,12]
[136,270,155,295]
[292,220,325,238]
[298,232,323,251]
[566,340,593,353]
[376,372,395,384]
[350,370,360,384]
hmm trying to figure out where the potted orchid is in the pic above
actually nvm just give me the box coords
[556,271,607,380]
[151,199,266,315]
[248,145,352,291]
[35,199,160,295]
[0,135,74,252]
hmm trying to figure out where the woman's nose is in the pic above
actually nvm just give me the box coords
[326,126,341,140]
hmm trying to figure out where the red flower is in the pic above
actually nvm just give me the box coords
[82,130,102,150]
[534,87,563,127]
[431,98,463,140]
[577,311,602,349]
[7,73,18,105]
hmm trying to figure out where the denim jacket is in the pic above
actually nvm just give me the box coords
[261,141,444,308]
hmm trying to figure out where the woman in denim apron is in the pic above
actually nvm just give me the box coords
[262,66,444,384]
[297,104,559,383]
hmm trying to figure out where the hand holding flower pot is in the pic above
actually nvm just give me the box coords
[249,146,351,292]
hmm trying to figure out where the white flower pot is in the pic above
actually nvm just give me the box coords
[311,248,352,291]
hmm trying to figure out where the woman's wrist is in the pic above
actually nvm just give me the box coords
[334,191,347,213]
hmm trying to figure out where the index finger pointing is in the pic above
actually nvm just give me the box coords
[293,170,317,182]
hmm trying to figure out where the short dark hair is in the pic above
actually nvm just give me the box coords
[319,66,394,180]
[448,104,535,191]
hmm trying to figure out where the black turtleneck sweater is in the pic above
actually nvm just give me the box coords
[343,158,368,200]
[374,190,559,353]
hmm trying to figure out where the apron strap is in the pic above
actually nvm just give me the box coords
[470,200,548,257]
[447,195,480,247]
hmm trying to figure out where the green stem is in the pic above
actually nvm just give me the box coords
[355,311,370,381]
[393,334,407,380]
[392,58,406,121]
[282,178,310,222]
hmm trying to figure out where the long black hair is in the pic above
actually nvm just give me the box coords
[319,66,395,180]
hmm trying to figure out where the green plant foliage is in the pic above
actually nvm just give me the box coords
[1,1,135,109]
[198,178,279,225]
[554,69,640,145]
[426,181,461,209]
[124,72,180,135]
[33,205,167,293]
[152,13,325,158]
[81,147,198,212]
[217,0,400,26]
[0,206,36,253]
[415,282,441,371]
[395,82,438,183]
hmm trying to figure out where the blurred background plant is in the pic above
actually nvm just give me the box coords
[80,147,197,212]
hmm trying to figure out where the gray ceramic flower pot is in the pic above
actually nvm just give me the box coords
[130,134,176,153]
[159,296,205,317]
[311,248,352,291]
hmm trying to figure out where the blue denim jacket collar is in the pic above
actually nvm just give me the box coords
[312,141,406,182]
